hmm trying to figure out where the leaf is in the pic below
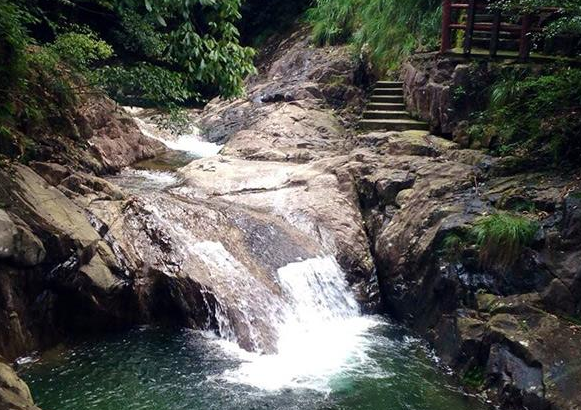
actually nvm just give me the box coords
[145,0,152,12]
[156,14,167,26]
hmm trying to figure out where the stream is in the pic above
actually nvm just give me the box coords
[18,113,490,410]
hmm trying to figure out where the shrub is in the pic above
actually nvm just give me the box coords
[0,1,33,95]
[471,213,538,269]
[97,63,200,106]
[306,0,360,46]
[492,0,581,40]
[469,66,581,164]
[48,30,113,72]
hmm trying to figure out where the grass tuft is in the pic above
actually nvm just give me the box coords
[471,213,539,270]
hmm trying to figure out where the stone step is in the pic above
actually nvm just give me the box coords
[367,102,406,111]
[376,81,403,87]
[373,88,404,96]
[363,110,410,120]
[360,119,429,131]
[370,95,404,104]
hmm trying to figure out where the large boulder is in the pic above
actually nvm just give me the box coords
[0,164,135,360]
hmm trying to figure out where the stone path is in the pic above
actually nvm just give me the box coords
[360,81,429,132]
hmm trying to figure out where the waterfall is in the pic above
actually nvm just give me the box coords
[213,256,378,392]
[129,111,223,158]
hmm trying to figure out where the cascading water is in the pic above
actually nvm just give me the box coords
[214,256,379,392]
[127,108,223,158]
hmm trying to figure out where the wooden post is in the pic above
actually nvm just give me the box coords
[519,13,532,62]
[463,0,477,55]
[441,0,452,53]
[490,10,501,57]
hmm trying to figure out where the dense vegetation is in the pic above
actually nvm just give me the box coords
[0,0,256,108]
[306,0,441,71]
[468,66,581,163]
[0,0,263,160]
[493,0,581,40]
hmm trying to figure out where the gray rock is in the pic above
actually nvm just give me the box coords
[29,161,70,186]
[0,210,46,267]
[0,360,41,410]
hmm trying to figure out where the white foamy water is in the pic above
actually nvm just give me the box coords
[213,256,380,392]
[133,116,223,158]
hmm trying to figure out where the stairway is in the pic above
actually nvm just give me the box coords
[360,81,429,132]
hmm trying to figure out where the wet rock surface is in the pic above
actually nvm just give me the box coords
[351,133,581,409]
[0,360,40,410]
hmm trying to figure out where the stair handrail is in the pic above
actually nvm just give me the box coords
[440,0,564,61]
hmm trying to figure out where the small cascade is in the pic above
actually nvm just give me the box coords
[190,241,286,352]
[132,115,223,158]
[217,256,378,392]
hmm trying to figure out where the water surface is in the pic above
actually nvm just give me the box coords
[20,322,489,410]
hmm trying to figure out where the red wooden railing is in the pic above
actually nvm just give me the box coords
[440,0,559,61]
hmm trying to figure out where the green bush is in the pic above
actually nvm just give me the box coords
[493,0,581,39]
[306,0,441,71]
[48,30,113,72]
[307,0,359,46]
[97,63,200,106]
[471,213,538,269]
[469,67,581,163]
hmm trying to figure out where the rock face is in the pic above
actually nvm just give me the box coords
[83,94,166,173]
[0,164,137,361]
[401,53,491,140]
[197,27,365,145]
[349,131,581,410]
[6,91,165,174]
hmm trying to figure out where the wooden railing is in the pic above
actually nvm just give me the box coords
[440,0,560,61]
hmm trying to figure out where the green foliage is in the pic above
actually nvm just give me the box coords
[440,233,467,263]
[462,366,486,390]
[2,0,257,109]
[470,213,538,270]
[116,10,166,59]
[97,63,198,106]
[353,0,441,70]
[492,0,581,38]
[238,0,312,47]
[469,67,581,163]
[307,0,359,46]
[48,30,113,72]
[124,0,256,99]
[306,0,441,71]
[0,0,33,94]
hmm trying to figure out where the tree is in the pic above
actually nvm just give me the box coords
[105,0,256,104]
